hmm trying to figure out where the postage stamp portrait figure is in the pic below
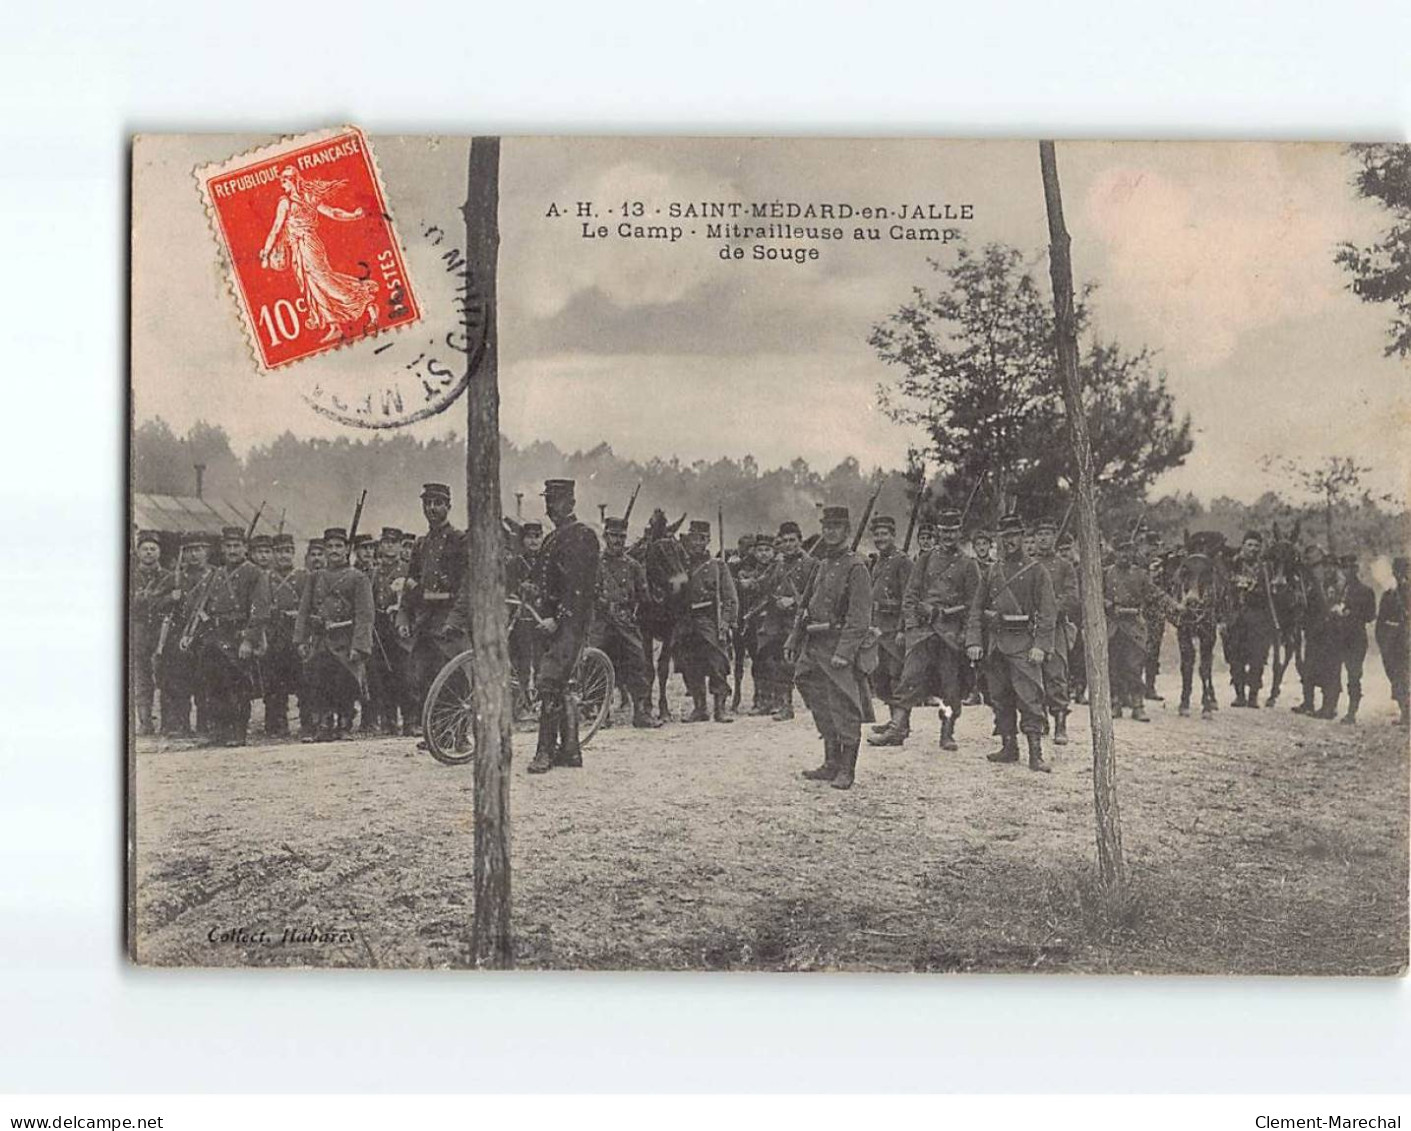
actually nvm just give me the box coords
[197,127,421,370]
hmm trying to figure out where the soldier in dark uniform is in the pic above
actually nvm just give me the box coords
[506,521,544,714]
[181,526,270,747]
[1103,534,1158,722]
[305,538,326,573]
[1223,530,1276,707]
[159,533,212,736]
[295,527,374,743]
[353,533,377,573]
[674,519,739,723]
[129,530,171,736]
[396,483,471,737]
[964,527,996,707]
[1059,532,1088,704]
[1034,517,1079,744]
[755,521,817,722]
[736,533,779,714]
[790,505,874,790]
[1375,557,1410,728]
[528,479,601,773]
[729,534,764,713]
[588,516,662,728]
[263,532,304,738]
[365,527,406,735]
[1293,544,1338,718]
[1141,530,1169,701]
[875,507,978,751]
[967,514,1058,772]
[1333,554,1377,725]
[860,515,912,743]
[915,521,938,557]
[399,533,416,567]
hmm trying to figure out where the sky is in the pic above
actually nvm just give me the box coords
[132,135,1409,505]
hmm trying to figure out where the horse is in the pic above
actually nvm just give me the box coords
[632,508,688,719]
[1169,531,1227,718]
[1262,521,1306,707]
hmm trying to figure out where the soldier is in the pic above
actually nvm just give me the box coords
[1059,532,1088,704]
[963,527,995,706]
[1034,517,1079,744]
[1223,530,1276,707]
[396,483,471,737]
[735,533,776,714]
[1293,544,1338,718]
[729,533,765,713]
[129,530,171,736]
[674,519,739,723]
[295,527,374,742]
[757,521,817,722]
[159,533,212,736]
[366,526,407,735]
[263,532,304,737]
[874,507,977,750]
[1375,557,1410,727]
[967,514,1057,772]
[181,525,270,747]
[1103,534,1158,722]
[353,533,377,574]
[528,479,601,773]
[790,505,874,790]
[1331,554,1377,725]
[915,521,938,557]
[507,521,544,714]
[305,537,326,573]
[1141,531,1169,701]
[863,516,912,736]
[399,532,416,568]
[588,516,662,728]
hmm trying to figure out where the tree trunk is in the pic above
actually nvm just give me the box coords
[1039,141,1126,898]
[464,136,514,967]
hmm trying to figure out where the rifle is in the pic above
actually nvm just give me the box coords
[623,482,642,525]
[716,503,726,662]
[178,565,215,652]
[151,543,185,675]
[901,465,927,554]
[348,489,368,545]
[245,500,266,541]
[277,508,286,536]
[1261,561,1284,676]
[1056,498,1076,539]
[959,475,985,528]
[851,481,884,553]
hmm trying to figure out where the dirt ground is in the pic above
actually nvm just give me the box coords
[131,638,1409,974]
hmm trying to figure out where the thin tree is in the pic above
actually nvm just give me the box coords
[1336,143,1411,358]
[1040,141,1125,899]
[465,136,513,968]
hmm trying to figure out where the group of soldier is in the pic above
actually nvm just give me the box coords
[131,478,1411,791]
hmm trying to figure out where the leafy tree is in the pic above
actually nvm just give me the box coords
[1336,143,1411,358]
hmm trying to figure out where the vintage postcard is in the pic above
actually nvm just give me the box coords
[128,133,1409,972]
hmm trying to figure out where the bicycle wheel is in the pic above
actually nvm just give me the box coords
[574,646,615,746]
[422,648,477,765]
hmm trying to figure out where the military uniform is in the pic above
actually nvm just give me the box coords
[730,541,765,712]
[369,529,412,734]
[183,528,271,746]
[1375,560,1409,726]
[866,519,913,712]
[1223,539,1277,707]
[968,515,1057,771]
[793,506,873,789]
[263,534,305,737]
[506,524,543,711]
[588,516,656,725]
[161,539,213,736]
[129,532,172,735]
[1103,547,1158,719]
[295,527,375,741]
[754,524,817,721]
[1294,552,1338,717]
[1035,519,1079,742]
[881,511,978,750]
[1141,538,1169,699]
[396,484,471,729]
[1330,556,1376,723]
[528,479,602,773]
[673,520,740,721]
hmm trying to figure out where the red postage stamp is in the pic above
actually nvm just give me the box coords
[196,126,421,370]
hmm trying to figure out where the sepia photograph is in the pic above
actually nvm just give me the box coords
[128,133,1410,975]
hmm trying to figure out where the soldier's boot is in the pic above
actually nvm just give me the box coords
[527,701,558,774]
[632,697,663,728]
[867,706,909,747]
[1247,689,1260,708]
[557,698,584,767]
[772,692,795,722]
[1052,711,1069,746]
[657,688,675,722]
[831,739,860,790]
[1232,685,1247,708]
[1026,732,1052,774]
[1340,693,1360,725]
[1178,698,1191,717]
[313,712,337,743]
[939,713,959,752]
[712,691,733,723]
[986,734,1020,764]
[264,694,289,737]
[1129,701,1151,723]
[1314,690,1340,720]
[1144,680,1163,702]
[136,701,156,737]
[802,736,840,781]
[685,689,710,723]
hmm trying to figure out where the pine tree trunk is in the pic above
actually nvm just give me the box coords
[1039,141,1126,898]
[465,136,514,967]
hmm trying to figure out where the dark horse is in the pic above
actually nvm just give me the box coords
[1169,531,1227,718]
[631,508,688,720]
[1262,522,1306,707]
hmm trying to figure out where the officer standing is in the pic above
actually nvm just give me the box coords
[160,533,213,737]
[674,519,739,723]
[736,533,779,714]
[1293,544,1337,718]
[967,514,1057,772]
[1223,531,1276,707]
[1034,517,1079,744]
[263,533,304,738]
[1103,534,1157,722]
[588,515,662,728]
[790,505,873,790]
[863,515,913,744]
[130,530,171,736]
[528,479,601,774]
[875,507,977,751]
[1375,557,1410,728]
[756,521,817,722]
[396,483,471,736]
[295,527,375,743]
[1334,554,1377,725]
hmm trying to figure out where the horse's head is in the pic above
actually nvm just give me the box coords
[645,535,690,609]
[1174,552,1215,615]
